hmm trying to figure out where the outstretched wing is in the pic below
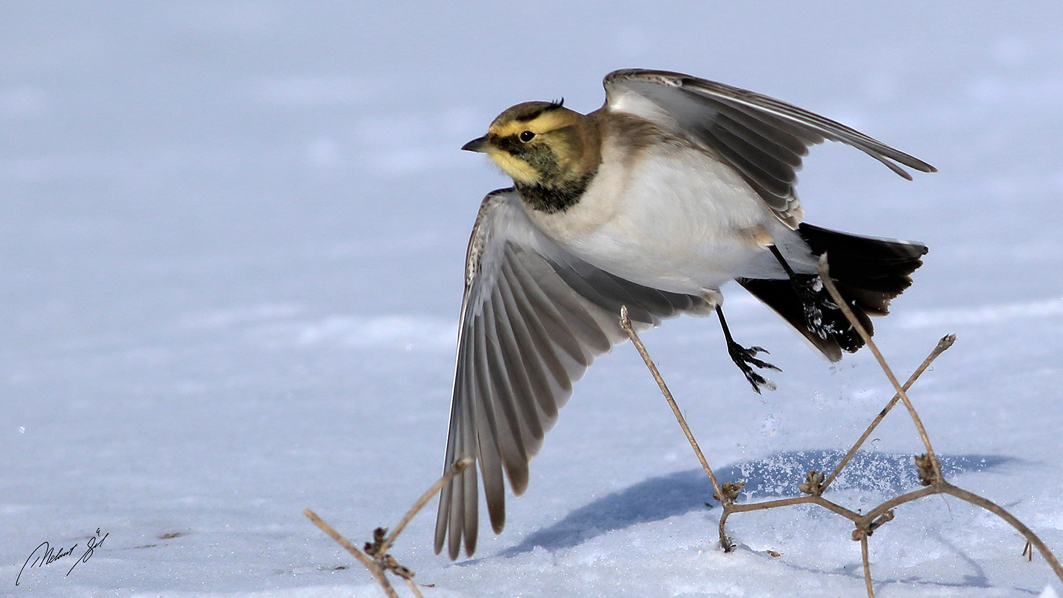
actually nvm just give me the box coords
[602,69,936,227]
[435,188,709,559]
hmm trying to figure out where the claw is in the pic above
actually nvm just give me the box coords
[717,307,781,393]
[726,340,780,393]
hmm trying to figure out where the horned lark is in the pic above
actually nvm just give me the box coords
[436,69,934,559]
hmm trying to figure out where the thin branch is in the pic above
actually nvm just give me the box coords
[620,306,726,504]
[816,254,943,481]
[303,508,398,598]
[861,534,874,598]
[304,458,473,598]
[726,495,862,522]
[822,334,955,492]
[858,486,939,524]
[725,496,816,514]
[718,511,733,552]
[378,457,473,556]
[403,576,426,598]
[854,481,1063,585]
[809,497,863,522]
[939,482,1063,582]
[617,297,1063,593]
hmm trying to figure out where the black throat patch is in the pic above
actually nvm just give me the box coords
[514,169,597,214]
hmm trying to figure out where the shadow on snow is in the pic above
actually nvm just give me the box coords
[494,450,1011,558]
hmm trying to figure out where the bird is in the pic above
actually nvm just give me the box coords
[435,69,934,559]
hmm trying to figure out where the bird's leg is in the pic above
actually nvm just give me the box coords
[717,307,779,393]
[768,245,836,340]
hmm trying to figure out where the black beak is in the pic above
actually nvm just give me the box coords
[461,136,490,153]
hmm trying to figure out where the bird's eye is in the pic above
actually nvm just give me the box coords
[519,131,535,143]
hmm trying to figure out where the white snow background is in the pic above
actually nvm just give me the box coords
[3,1,1063,596]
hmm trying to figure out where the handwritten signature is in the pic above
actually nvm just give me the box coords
[15,528,108,586]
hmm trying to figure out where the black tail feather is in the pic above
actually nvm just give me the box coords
[739,224,927,362]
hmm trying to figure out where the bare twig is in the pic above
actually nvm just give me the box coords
[619,272,1063,592]
[620,306,726,504]
[858,486,938,524]
[304,458,473,598]
[816,254,943,482]
[819,254,1061,586]
[821,334,955,492]
[303,508,398,598]
[939,482,1063,581]
[404,576,426,598]
[860,534,874,598]
[378,457,474,556]
[726,495,861,522]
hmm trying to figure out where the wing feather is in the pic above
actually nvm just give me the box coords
[434,189,707,559]
[603,69,935,226]
[487,282,547,458]
[506,253,589,370]
[480,297,533,487]
[471,321,506,533]
[499,259,567,418]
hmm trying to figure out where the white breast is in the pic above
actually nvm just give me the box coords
[526,140,795,295]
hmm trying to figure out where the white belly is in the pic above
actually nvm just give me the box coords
[526,144,797,295]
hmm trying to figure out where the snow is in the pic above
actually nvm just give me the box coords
[2,1,1063,596]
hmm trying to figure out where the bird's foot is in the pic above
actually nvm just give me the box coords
[794,276,844,341]
[726,341,781,393]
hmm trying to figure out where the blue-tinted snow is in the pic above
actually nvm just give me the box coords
[2,1,1062,596]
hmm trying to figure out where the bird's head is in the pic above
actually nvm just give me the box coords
[463,100,600,186]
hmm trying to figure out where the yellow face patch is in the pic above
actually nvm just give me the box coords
[489,108,580,139]
[486,148,539,183]
[475,102,590,185]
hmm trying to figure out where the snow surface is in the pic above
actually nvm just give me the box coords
[3,1,1063,596]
